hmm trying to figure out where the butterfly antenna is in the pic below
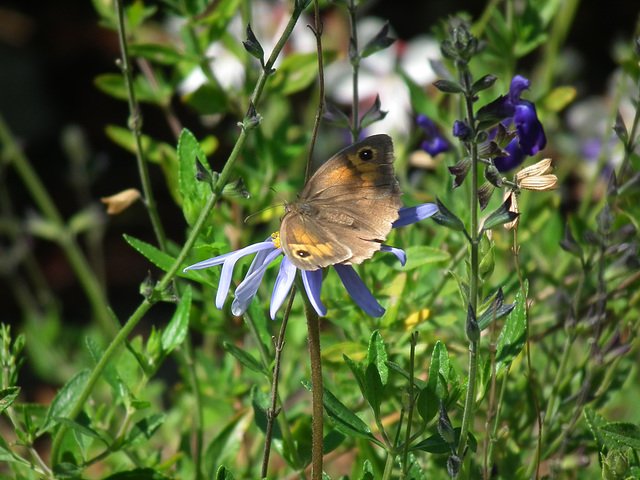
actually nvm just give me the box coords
[244,203,284,223]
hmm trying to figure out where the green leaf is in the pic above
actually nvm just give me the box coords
[161,285,191,354]
[215,466,236,480]
[0,387,19,415]
[102,468,173,480]
[584,408,610,451]
[123,414,165,447]
[482,195,519,231]
[399,246,451,271]
[386,361,427,390]
[402,72,440,119]
[123,234,180,273]
[128,43,189,65]
[307,383,376,441]
[203,410,253,476]
[52,462,84,479]
[343,354,366,397]
[178,128,213,227]
[411,428,477,453]
[223,342,266,374]
[183,83,229,116]
[323,430,345,455]
[94,73,171,104]
[495,281,528,375]
[542,85,577,113]
[418,341,450,423]
[366,331,388,386]
[364,363,384,419]
[0,434,26,464]
[39,370,90,434]
[449,270,469,307]
[54,415,105,441]
[600,423,640,450]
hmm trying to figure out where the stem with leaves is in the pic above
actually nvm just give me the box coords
[115,0,167,253]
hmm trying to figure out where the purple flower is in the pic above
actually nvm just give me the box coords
[485,75,547,172]
[184,204,438,319]
[417,114,449,156]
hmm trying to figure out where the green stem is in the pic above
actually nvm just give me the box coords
[0,113,115,336]
[348,0,360,141]
[182,336,204,480]
[115,0,167,253]
[457,82,480,462]
[401,332,419,476]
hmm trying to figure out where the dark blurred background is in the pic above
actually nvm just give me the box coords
[0,0,637,345]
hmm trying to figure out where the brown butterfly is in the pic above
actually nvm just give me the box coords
[279,134,403,270]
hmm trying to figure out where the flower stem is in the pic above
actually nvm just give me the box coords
[348,0,360,141]
[300,279,324,480]
[115,0,167,253]
[456,69,480,465]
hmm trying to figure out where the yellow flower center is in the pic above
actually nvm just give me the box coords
[271,231,282,249]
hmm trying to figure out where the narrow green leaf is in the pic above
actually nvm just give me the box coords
[323,430,345,455]
[0,387,20,415]
[39,370,91,434]
[54,416,104,441]
[128,43,188,65]
[161,285,191,353]
[124,413,165,447]
[307,383,375,441]
[52,462,84,479]
[418,341,450,423]
[364,363,384,418]
[203,410,253,476]
[343,354,366,397]
[495,281,528,374]
[367,330,388,385]
[411,428,477,453]
[178,129,211,226]
[215,466,236,480]
[223,342,266,374]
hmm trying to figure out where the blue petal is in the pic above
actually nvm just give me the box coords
[509,75,530,103]
[417,114,437,136]
[230,248,283,315]
[514,101,546,155]
[269,256,298,319]
[381,245,407,266]
[215,241,279,309]
[302,268,327,317]
[421,137,449,156]
[183,251,234,271]
[393,203,438,228]
[333,264,385,317]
